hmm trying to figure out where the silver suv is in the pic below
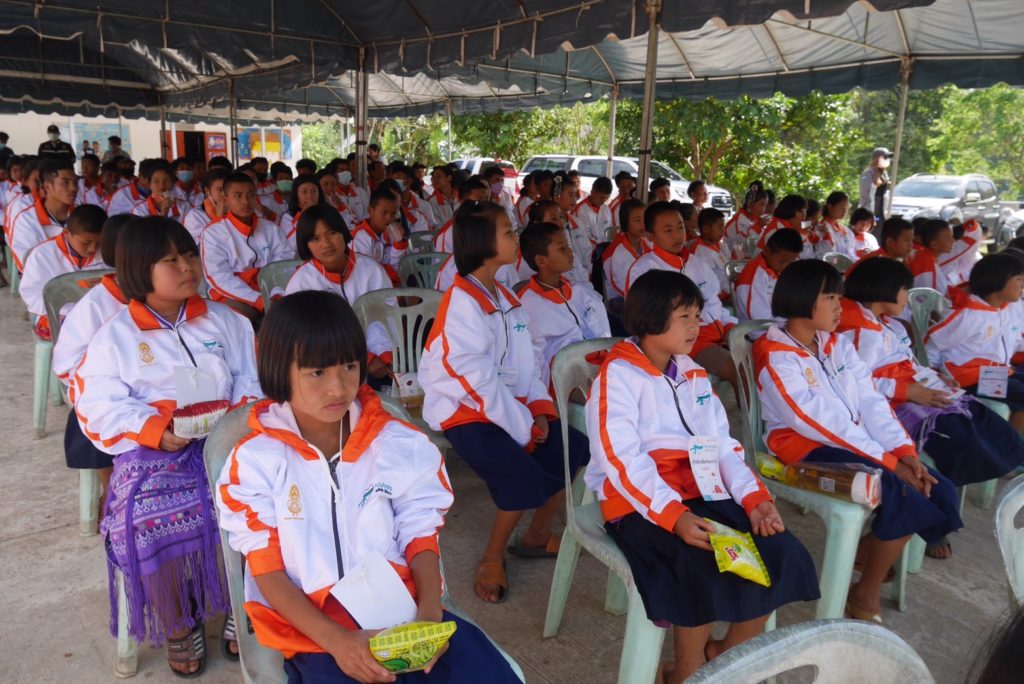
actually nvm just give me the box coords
[517,154,734,216]
[890,173,1001,230]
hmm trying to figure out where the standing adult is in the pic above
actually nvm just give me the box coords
[0,132,12,168]
[37,124,76,164]
[858,146,892,222]
[101,135,130,164]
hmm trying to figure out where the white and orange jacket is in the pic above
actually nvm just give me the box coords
[734,254,780,323]
[182,201,221,242]
[908,247,952,298]
[938,219,983,287]
[216,388,452,657]
[10,195,69,271]
[257,183,288,222]
[852,230,879,256]
[3,187,33,241]
[130,195,190,223]
[351,219,407,286]
[758,217,815,260]
[106,181,147,216]
[433,254,518,293]
[76,178,112,209]
[925,294,1024,387]
[585,340,772,528]
[52,273,129,402]
[601,233,650,299]
[565,212,596,282]
[572,199,613,249]
[723,208,763,255]
[284,255,393,364]
[171,181,204,210]
[815,218,857,259]
[201,212,294,311]
[519,276,611,387]
[418,275,557,447]
[689,239,737,297]
[432,217,454,253]
[74,297,260,455]
[754,325,916,471]
[19,233,106,321]
[403,194,435,233]
[515,195,535,228]
[426,189,456,229]
[338,184,369,222]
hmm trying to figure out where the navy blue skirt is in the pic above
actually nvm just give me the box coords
[804,447,963,543]
[64,409,114,469]
[444,420,588,511]
[965,371,1024,412]
[922,400,1024,486]
[283,611,520,684]
[605,499,820,628]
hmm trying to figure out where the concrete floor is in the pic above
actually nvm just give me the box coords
[0,284,1015,684]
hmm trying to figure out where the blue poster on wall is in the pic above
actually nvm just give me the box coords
[71,122,131,159]
[237,128,292,162]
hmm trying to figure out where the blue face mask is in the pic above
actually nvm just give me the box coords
[395,180,405,192]
[178,170,194,184]
[276,180,293,193]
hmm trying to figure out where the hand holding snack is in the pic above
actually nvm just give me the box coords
[748,500,785,536]
[330,629,395,683]
[673,511,715,551]
[369,621,457,674]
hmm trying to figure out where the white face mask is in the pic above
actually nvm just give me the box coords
[337,171,352,185]
[395,180,405,192]
[48,133,60,142]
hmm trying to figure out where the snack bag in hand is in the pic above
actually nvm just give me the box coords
[705,518,771,587]
[369,621,457,674]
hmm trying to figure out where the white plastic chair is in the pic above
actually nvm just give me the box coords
[409,231,436,254]
[202,399,525,684]
[821,251,854,273]
[725,259,749,322]
[542,338,668,684]
[256,258,302,312]
[995,475,1024,607]
[687,619,933,683]
[397,251,447,289]
[6,245,20,297]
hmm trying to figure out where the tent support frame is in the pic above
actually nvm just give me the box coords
[606,86,618,177]
[636,0,661,204]
[887,56,912,216]
[355,48,369,189]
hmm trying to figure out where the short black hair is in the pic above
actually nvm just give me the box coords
[519,222,563,272]
[1006,237,1024,253]
[850,207,874,225]
[433,164,453,178]
[613,170,633,185]
[0,131,8,143]
[295,205,352,261]
[824,191,849,211]
[644,200,679,232]
[203,167,230,190]
[618,199,645,233]
[208,155,233,172]
[377,178,402,200]
[100,161,119,175]
[920,219,952,249]
[772,258,843,319]
[844,257,913,304]
[223,171,255,193]
[806,198,821,218]
[675,201,696,222]
[251,156,269,167]
[108,135,122,145]
[481,166,504,182]
[625,270,704,338]
[765,227,804,254]
[295,158,317,175]
[567,170,580,179]
[5,155,21,173]
[454,201,506,276]
[687,180,705,196]
[880,216,913,244]
[116,217,198,301]
[66,204,107,236]
[40,158,74,185]
[592,176,613,194]
[258,290,368,401]
[81,153,100,167]
[270,161,292,178]
[528,199,558,224]
[970,253,1024,298]
[172,156,192,170]
[140,159,172,182]
[457,177,488,200]
[773,194,807,220]
[368,187,398,208]
[288,175,324,216]
[100,214,135,265]
[698,207,724,230]
[649,177,671,192]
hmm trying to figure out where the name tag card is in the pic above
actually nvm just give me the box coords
[689,436,730,501]
[330,551,418,630]
[174,366,218,406]
[978,366,1009,399]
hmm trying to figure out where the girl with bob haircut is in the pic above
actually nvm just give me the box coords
[839,257,1024,559]
[815,191,856,259]
[758,193,814,259]
[285,205,393,385]
[601,198,650,301]
[418,201,588,604]
[724,183,768,257]
[74,216,261,676]
[278,174,327,243]
[587,269,818,682]
[926,252,1024,433]
[217,291,520,684]
[755,259,962,623]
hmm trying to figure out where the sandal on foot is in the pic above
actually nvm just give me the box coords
[507,533,561,559]
[221,615,240,662]
[474,560,508,604]
[845,598,883,624]
[167,623,207,679]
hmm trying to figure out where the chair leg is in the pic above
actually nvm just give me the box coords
[814,509,864,619]
[50,370,64,407]
[542,532,583,638]
[972,479,998,510]
[616,587,666,684]
[604,571,628,616]
[32,340,53,439]
[889,544,910,612]
[907,535,926,575]
[80,470,100,537]
[115,572,139,678]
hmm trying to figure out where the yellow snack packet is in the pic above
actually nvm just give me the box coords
[704,518,772,587]
[368,620,458,673]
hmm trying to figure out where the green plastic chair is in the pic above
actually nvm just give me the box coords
[821,251,854,273]
[397,251,447,289]
[688,619,933,683]
[995,475,1024,607]
[257,258,302,312]
[725,259,749,321]
[6,246,19,297]
[729,321,911,617]
[202,399,526,684]
[409,231,436,254]
[542,338,671,684]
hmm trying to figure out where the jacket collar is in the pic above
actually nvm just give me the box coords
[453,274,520,314]
[601,338,703,380]
[755,324,838,366]
[651,243,686,270]
[100,273,129,304]
[525,275,572,304]
[227,211,257,237]
[837,298,883,333]
[127,295,207,331]
[312,252,356,285]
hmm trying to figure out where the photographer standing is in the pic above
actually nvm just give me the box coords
[858,146,892,221]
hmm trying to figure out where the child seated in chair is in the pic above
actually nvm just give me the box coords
[587,269,819,682]
[217,290,521,684]
[351,187,407,286]
[518,222,611,387]
[755,259,962,623]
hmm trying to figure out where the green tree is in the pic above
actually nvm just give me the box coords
[299,122,342,167]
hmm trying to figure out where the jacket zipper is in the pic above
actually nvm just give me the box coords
[328,459,344,579]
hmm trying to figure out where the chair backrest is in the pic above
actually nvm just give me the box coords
[687,619,933,683]
[745,235,760,258]
[44,268,115,344]
[409,232,436,254]
[397,251,448,289]
[907,287,947,366]
[257,259,302,312]
[821,251,854,272]
[995,475,1024,607]
[352,288,442,374]
[725,259,748,283]
[728,321,773,461]
[551,338,621,524]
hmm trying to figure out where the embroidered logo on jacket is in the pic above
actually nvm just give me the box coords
[285,484,303,519]
[139,342,155,364]
[696,392,712,406]
[358,481,393,508]
[804,367,819,387]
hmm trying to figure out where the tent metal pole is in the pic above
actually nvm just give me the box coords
[356,48,369,190]
[158,94,168,161]
[606,86,618,177]
[170,121,178,159]
[887,57,912,217]
[228,79,239,166]
[446,98,454,161]
[637,0,661,204]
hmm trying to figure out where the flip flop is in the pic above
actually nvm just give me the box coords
[475,560,508,604]
[845,597,883,624]
[507,533,561,559]
[221,615,240,662]
[166,622,207,679]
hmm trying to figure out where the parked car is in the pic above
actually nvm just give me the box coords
[890,173,1001,231]
[516,154,735,216]
[995,202,1024,250]
[451,157,519,196]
